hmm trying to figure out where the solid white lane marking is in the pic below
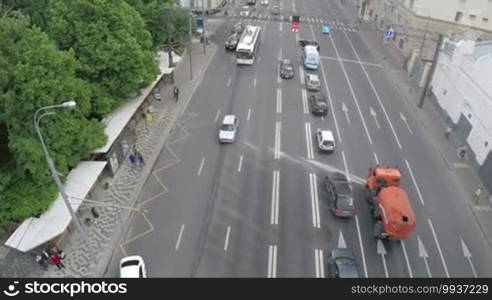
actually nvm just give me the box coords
[319,55,384,68]
[278,47,283,61]
[247,108,252,121]
[268,245,278,278]
[354,216,368,278]
[404,159,425,206]
[197,158,205,176]
[314,249,325,278]
[276,88,282,114]
[274,121,282,159]
[253,77,257,87]
[342,31,403,149]
[238,155,243,172]
[373,152,380,165]
[309,173,321,228]
[279,22,282,31]
[400,240,414,278]
[226,78,232,87]
[224,226,231,251]
[214,109,221,123]
[270,171,280,225]
[428,219,450,277]
[175,224,185,250]
[325,28,373,145]
[305,122,314,159]
[302,89,308,114]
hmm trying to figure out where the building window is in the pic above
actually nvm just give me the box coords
[469,14,476,21]
[455,11,463,22]
[483,17,489,23]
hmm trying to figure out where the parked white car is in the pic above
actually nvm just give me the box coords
[120,255,147,278]
[240,6,250,17]
[261,0,269,5]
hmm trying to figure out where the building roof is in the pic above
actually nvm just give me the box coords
[4,161,107,252]
[93,51,181,154]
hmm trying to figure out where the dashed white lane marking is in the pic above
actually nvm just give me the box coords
[197,157,205,176]
[175,224,185,250]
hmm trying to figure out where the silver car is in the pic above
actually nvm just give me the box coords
[306,73,321,91]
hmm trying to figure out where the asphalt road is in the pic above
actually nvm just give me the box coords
[109,0,492,277]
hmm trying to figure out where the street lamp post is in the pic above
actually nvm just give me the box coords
[34,101,96,263]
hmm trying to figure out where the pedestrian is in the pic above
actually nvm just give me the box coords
[129,152,136,166]
[473,187,484,204]
[136,152,145,167]
[458,144,467,159]
[445,126,452,139]
[50,253,65,269]
[173,86,179,102]
[36,254,48,271]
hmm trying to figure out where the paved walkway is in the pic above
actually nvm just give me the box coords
[342,0,492,250]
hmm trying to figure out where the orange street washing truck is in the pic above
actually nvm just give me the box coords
[365,166,416,240]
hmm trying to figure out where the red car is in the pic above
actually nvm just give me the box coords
[308,92,328,116]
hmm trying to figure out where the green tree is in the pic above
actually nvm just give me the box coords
[0,25,106,228]
[47,0,158,118]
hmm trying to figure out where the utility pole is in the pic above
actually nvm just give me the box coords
[418,34,443,108]
[188,4,193,80]
[202,0,207,54]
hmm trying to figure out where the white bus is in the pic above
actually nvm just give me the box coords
[236,25,261,65]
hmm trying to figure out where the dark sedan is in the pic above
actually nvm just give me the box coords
[308,92,328,116]
[326,248,360,278]
[299,39,320,51]
[225,32,240,50]
[231,22,245,35]
[324,172,356,217]
[280,59,294,79]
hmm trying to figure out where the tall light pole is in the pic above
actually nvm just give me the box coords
[34,101,96,262]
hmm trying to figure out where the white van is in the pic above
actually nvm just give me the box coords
[316,129,335,152]
[219,115,238,143]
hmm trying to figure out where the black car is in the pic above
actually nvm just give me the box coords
[231,22,245,35]
[324,172,356,217]
[326,248,360,278]
[280,59,294,79]
[299,39,320,51]
[225,32,240,50]
[308,92,328,116]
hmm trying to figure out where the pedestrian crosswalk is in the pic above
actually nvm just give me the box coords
[212,14,359,32]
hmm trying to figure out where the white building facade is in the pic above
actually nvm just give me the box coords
[431,39,492,190]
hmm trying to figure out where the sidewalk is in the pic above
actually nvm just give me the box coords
[37,40,218,277]
[341,0,492,249]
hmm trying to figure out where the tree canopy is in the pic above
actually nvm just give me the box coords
[0,0,185,230]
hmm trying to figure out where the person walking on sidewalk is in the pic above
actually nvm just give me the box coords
[458,144,467,159]
[473,187,484,205]
[129,152,136,166]
[36,254,49,271]
[445,126,452,139]
[50,253,65,269]
[136,152,145,168]
[173,86,180,102]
